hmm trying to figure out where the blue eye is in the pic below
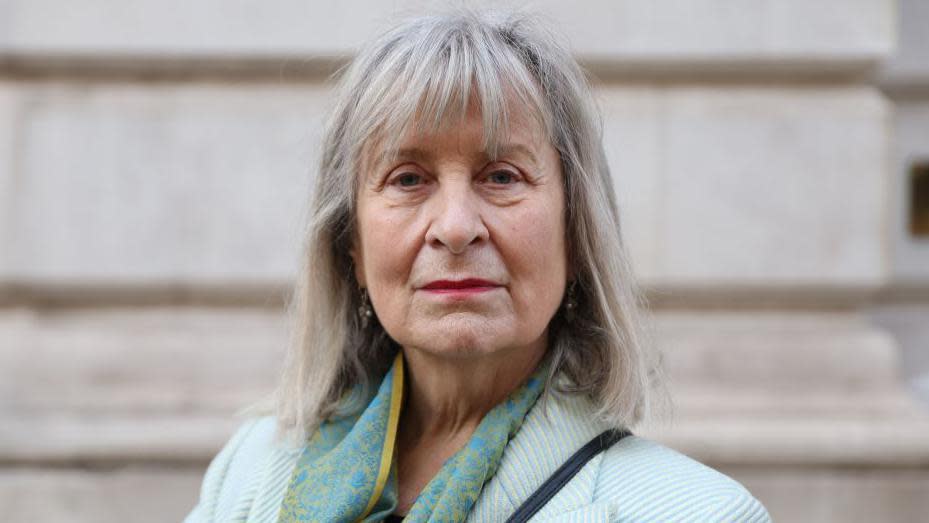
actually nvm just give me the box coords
[488,171,516,184]
[396,173,422,187]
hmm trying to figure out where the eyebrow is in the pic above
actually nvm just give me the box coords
[385,142,541,168]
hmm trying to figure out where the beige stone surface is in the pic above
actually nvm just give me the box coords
[0,0,894,65]
[892,100,929,281]
[1,305,926,521]
[643,414,929,467]
[0,306,282,462]
[4,306,927,467]
[0,466,203,523]
[600,85,891,285]
[657,86,890,285]
[0,84,18,278]
[1,306,285,414]
[721,466,929,523]
[0,82,892,287]
[0,413,242,464]
[640,310,929,466]
[597,87,664,281]
[882,0,929,81]
[655,310,900,391]
[872,304,929,375]
[2,81,326,282]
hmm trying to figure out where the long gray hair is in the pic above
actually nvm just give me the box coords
[262,7,663,445]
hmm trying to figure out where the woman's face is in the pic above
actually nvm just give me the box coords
[352,103,567,362]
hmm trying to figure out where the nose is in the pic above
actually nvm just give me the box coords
[424,181,489,254]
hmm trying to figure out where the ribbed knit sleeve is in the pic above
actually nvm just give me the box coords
[183,418,264,523]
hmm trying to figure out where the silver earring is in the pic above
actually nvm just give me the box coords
[358,288,374,328]
[564,282,578,322]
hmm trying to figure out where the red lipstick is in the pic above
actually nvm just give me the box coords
[421,278,500,295]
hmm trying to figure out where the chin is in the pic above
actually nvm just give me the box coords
[407,318,512,359]
[424,334,501,359]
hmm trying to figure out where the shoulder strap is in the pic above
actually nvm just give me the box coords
[504,428,632,523]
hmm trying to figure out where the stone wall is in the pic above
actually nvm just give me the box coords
[2,1,928,521]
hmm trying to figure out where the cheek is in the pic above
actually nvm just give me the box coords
[503,202,567,308]
[357,209,420,314]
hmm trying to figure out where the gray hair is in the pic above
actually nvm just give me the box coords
[260,7,664,445]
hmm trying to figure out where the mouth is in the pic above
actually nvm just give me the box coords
[420,278,502,295]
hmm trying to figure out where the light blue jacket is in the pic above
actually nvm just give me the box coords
[185,393,771,522]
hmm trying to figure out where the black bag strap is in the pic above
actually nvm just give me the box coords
[504,428,632,523]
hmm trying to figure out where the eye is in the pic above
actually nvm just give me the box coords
[486,170,520,185]
[392,172,424,188]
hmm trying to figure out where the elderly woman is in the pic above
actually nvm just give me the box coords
[186,8,769,523]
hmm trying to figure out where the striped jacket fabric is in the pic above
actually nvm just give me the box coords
[184,393,771,522]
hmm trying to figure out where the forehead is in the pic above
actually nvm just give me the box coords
[363,96,552,172]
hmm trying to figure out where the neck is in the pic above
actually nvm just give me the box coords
[391,339,547,515]
[398,340,546,443]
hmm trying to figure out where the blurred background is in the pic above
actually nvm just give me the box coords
[1,1,928,521]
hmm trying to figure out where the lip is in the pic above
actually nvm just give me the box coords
[420,278,502,294]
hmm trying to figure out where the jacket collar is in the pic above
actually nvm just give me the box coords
[466,392,614,522]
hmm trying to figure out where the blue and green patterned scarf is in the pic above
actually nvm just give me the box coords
[277,352,546,523]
